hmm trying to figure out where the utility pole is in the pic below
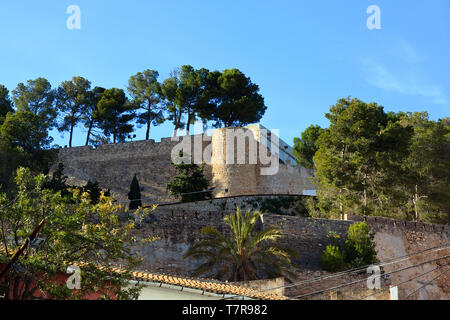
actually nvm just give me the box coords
[0,219,46,283]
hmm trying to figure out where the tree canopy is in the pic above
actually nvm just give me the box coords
[293,125,325,169]
[160,66,267,135]
[127,70,165,140]
[12,78,56,129]
[210,68,267,128]
[0,167,154,299]
[0,111,53,155]
[160,66,211,135]
[96,88,135,143]
[81,86,106,146]
[0,85,14,125]
[55,76,91,147]
[1,66,267,152]
[299,97,449,223]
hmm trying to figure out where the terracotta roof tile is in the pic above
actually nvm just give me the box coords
[0,245,287,300]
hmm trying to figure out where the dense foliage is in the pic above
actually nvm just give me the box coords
[0,67,266,193]
[344,222,378,268]
[166,152,212,202]
[44,162,110,204]
[319,222,378,272]
[183,207,298,281]
[0,167,154,300]
[294,97,449,223]
[292,125,325,169]
[0,85,13,124]
[319,245,346,272]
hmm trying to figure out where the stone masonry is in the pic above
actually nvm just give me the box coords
[55,125,315,203]
[133,209,449,300]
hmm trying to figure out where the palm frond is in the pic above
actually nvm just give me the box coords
[183,207,297,282]
[247,227,283,253]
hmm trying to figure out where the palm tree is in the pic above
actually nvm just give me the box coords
[183,207,298,282]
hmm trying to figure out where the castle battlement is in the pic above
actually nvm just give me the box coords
[54,125,315,202]
[58,136,184,158]
[348,214,450,234]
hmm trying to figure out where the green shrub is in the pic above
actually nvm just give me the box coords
[319,222,378,272]
[319,245,346,272]
[344,222,378,268]
[166,152,212,203]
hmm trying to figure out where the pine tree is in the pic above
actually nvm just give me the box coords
[128,174,142,210]
[293,124,325,169]
[96,88,135,143]
[167,152,212,202]
[313,97,413,218]
[0,84,14,125]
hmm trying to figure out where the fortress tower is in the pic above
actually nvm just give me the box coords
[55,124,315,204]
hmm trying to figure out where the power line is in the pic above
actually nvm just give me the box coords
[99,187,449,300]
[221,243,449,300]
[357,264,448,300]
[403,267,449,300]
[293,254,450,299]
[292,254,450,300]
[287,243,449,290]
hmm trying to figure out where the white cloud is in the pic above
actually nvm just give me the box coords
[390,40,425,64]
[361,46,447,105]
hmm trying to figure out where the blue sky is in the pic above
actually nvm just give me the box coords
[1,0,449,147]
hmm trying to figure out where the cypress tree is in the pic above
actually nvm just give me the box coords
[128,174,142,210]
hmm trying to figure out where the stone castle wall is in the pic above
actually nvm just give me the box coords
[134,209,353,275]
[133,210,449,299]
[210,127,314,198]
[54,126,448,299]
[348,215,449,300]
[155,194,309,216]
[55,127,315,203]
[57,137,187,203]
